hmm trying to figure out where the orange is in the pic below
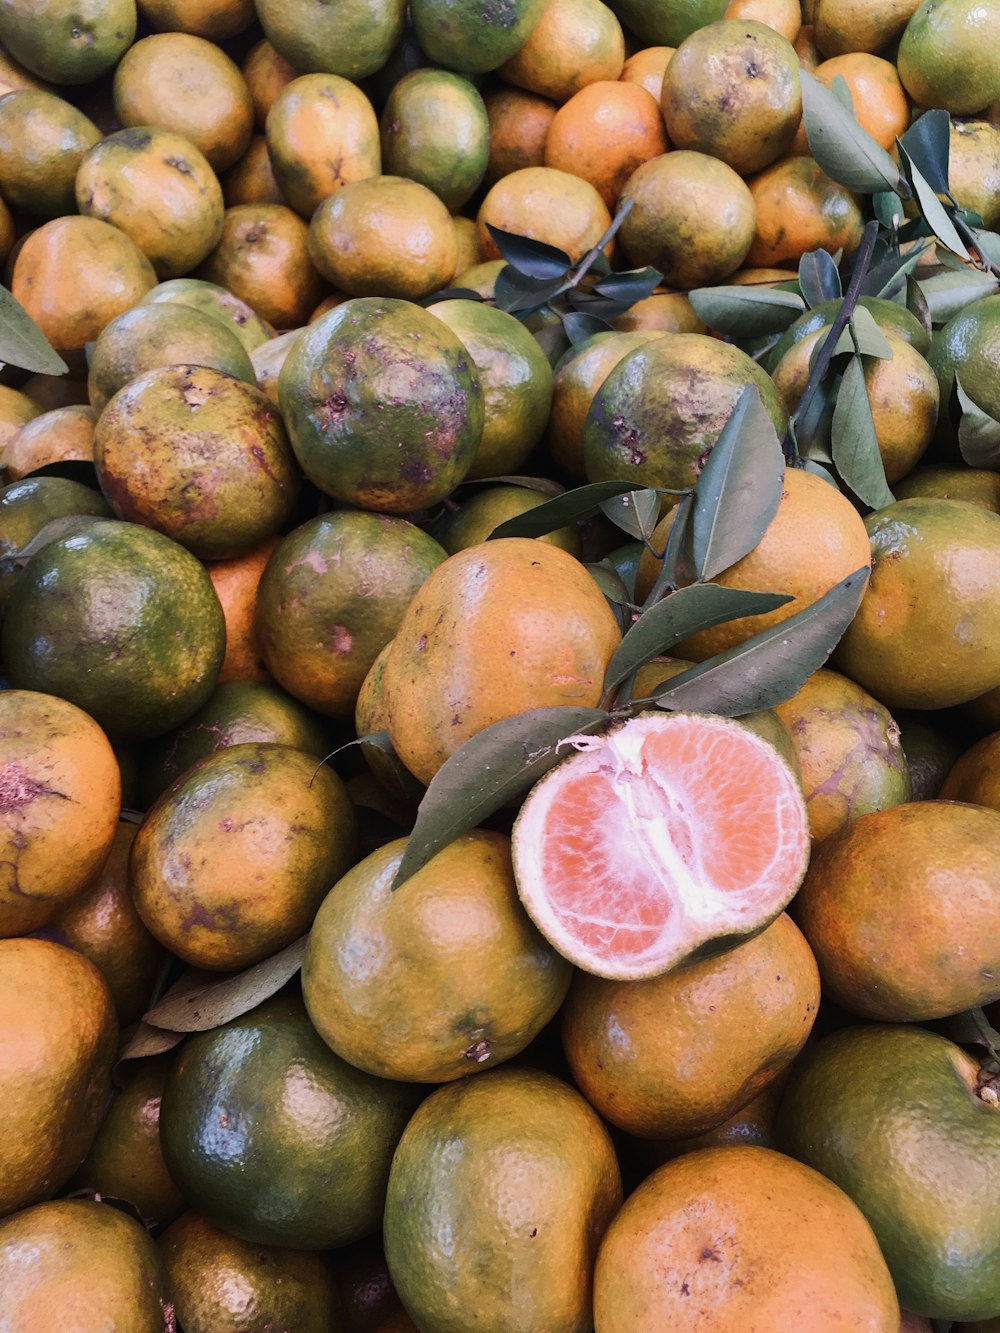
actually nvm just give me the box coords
[0,386,41,463]
[592,1146,899,1331]
[794,20,821,70]
[940,730,1000,810]
[3,404,96,481]
[265,73,381,217]
[611,0,728,46]
[0,939,116,1217]
[75,126,224,280]
[0,476,110,610]
[617,151,757,288]
[773,667,911,843]
[0,690,120,938]
[242,39,298,129]
[380,537,620,785]
[379,68,489,211]
[498,0,625,102]
[662,20,802,176]
[451,215,479,276]
[619,44,675,101]
[812,0,923,57]
[544,79,668,209]
[0,39,50,96]
[637,466,870,659]
[208,537,278,683]
[0,89,100,217]
[512,711,809,979]
[18,374,89,411]
[483,87,556,184]
[746,155,864,267]
[354,643,426,809]
[949,119,1000,229]
[138,0,255,41]
[476,165,613,264]
[794,801,1000,1021]
[834,498,1000,709]
[255,0,404,82]
[0,0,135,84]
[562,912,818,1137]
[725,0,800,41]
[132,741,358,970]
[221,136,286,206]
[434,484,582,555]
[812,53,910,152]
[383,1067,622,1333]
[113,33,254,172]
[250,329,301,407]
[197,202,325,328]
[410,0,547,75]
[302,830,572,1083]
[896,0,1000,115]
[308,175,458,301]
[611,290,707,333]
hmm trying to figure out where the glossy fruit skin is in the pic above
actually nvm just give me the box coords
[159,991,420,1249]
[0,476,111,610]
[0,89,100,216]
[380,68,488,210]
[0,0,136,84]
[609,0,729,46]
[897,0,1000,114]
[777,1024,1000,1321]
[410,0,547,74]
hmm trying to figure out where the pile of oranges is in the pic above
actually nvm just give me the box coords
[1,0,1000,1328]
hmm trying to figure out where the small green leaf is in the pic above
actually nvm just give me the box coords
[799,458,838,485]
[690,385,785,581]
[800,71,905,195]
[392,706,610,890]
[488,480,652,539]
[604,583,792,692]
[969,227,1000,267]
[591,266,662,307]
[0,285,69,375]
[860,245,929,302]
[900,108,951,196]
[142,936,307,1032]
[562,311,612,345]
[599,487,660,542]
[872,191,906,231]
[484,225,571,280]
[956,375,1000,469]
[798,250,842,307]
[898,149,971,261]
[687,286,806,338]
[831,353,894,509]
[653,567,870,716]
[848,305,893,358]
[586,561,634,608]
[918,269,999,324]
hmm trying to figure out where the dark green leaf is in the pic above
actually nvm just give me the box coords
[930,1007,1000,1054]
[900,108,951,195]
[599,487,660,542]
[586,561,634,607]
[831,353,894,509]
[659,491,697,592]
[484,225,571,280]
[591,266,662,305]
[392,706,610,889]
[690,385,784,581]
[898,149,970,260]
[860,245,929,301]
[493,266,566,314]
[529,317,570,366]
[564,289,642,321]
[917,269,999,323]
[800,71,905,195]
[418,287,484,307]
[653,566,870,716]
[467,474,564,497]
[488,480,651,539]
[957,376,1000,469]
[562,311,611,345]
[604,583,791,692]
[799,458,838,486]
[849,306,893,358]
[873,190,906,231]
[143,936,307,1032]
[905,274,932,339]
[798,249,842,307]
[0,285,69,375]
[687,285,806,337]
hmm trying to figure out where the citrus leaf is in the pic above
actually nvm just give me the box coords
[586,561,634,607]
[562,310,611,344]
[0,284,69,375]
[800,71,905,195]
[799,458,838,486]
[687,285,806,337]
[484,225,571,280]
[898,149,970,261]
[905,274,932,338]
[918,268,999,323]
[831,353,894,510]
[142,936,307,1032]
[873,190,906,231]
[860,244,929,301]
[900,108,951,196]
[798,249,842,307]
[467,474,565,497]
[488,480,650,539]
[391,706,610,890]
[493,266,566,314]
[117,1022,185,1063]
[603,583,791,692]
[659,490,697,591]
[849,306,893,358]
[653,566,870,716]
[969,227,1000,266]
[957,376,1000,469]
[690,384,785,581]
[599,487,660,542]
[591,266,662,306]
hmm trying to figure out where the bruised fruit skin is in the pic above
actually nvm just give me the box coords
[0,690,120,937]
[131,741,358,971]
[94,363,300,559]
[278,297,484,514]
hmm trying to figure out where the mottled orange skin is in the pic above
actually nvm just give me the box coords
[242,39,299,128]
[0,386,41,465]
[483,87,556,186]
[198,203,325,328]
[355,644,425,807]
[220,134,285,207]
[498,0,625,102]
[0,690,120,938]
[746,156,864,268]
[476,166,613,265]
[545,80,668,209]
[249,330,301,408]
[949,119,1000,230]
[0,939,117,1217]
[593,1146,899,1331]
[4,404,95,482]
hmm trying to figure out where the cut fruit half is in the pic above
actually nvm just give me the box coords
[511,712,810,980]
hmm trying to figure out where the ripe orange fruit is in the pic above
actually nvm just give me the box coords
[0,0,135,84]
[619,44,675,100]
[611,290,707,334]
[140,276,275,353]
[949,118,1000,229]
[483,86,556,184]
[0,39,50,96]
[308,175,458,301]
[544,79,668,209]
[254,0,404,81]
[138,0,255,41]
[384,1067,622,1332]
[812,0,923,56]
[208,538,278,684]
[477,165,613,264]
[794,800,1000,1021]
[303,830,572,1083]
[940,730,1000,810]
[381,537,621,785]
[0,89,100,217]
[242,38,298,128]
[662,19,802,175]
[380,68,489,211]
[617,151,757,289]
[746,155,864,267]
[3,403,96,481]
[113,34,252,173]
[725,0,801,41]
[637,466,870,659]
[0,938,117,1217]
[132,741,358,970]
[196,202,325,328]
[498,0,626,102]
[592,1146,899,1330]
[562,912,818,1137]
[812,53,910,151]
[250,330,301,407]
[773,668,910,843]
[512,711,809,979]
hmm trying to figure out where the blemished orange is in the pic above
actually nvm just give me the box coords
[482,87,556,185]
[725,0,801,41]
[746,155,864,268]
[561,912,819,1137]
[592,1146,900,1331]
[197,203,326,328]
[544,80,668,209]
[476,166,613,264]
[511,712,810,980]
[497,0,626,103]
[619,45,675,102]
